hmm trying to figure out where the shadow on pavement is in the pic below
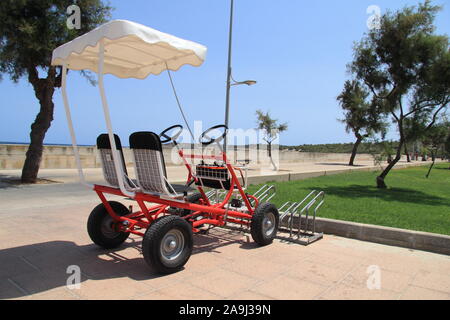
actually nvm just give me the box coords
[0,229,256,299]
[0,174,61,190]
[0,174,21,190]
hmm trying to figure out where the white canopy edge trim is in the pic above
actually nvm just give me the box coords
[51,20,207,79]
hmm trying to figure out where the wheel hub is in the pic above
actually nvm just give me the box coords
[164,238,177,251]
[101,217,121,239]
[160,229,185,264]
[262,212,276,236]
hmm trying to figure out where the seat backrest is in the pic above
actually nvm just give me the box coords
[97,134,130,188]
[129,132,172,195]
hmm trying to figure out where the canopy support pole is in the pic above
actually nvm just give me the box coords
[61,64,92,189]
[223,0,234,154]
[98,40,135,198]
[166,67,195,141]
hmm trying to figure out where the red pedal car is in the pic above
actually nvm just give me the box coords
[52,20,280,273]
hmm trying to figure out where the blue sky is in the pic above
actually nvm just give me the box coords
[1,0,449,146]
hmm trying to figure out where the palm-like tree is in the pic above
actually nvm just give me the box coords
[256,110,288,170]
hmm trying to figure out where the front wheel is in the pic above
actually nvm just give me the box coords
[250,203,279,246]
[142,215,193,274]
[87,201,130,249]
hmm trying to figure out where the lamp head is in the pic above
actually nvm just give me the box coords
[243,80,257,86]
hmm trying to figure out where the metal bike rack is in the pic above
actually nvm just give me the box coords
[207,185,324,246]
[277,190,324,245]
[251,184,276,204]
[206,183,276,206]
[206,189,228,203]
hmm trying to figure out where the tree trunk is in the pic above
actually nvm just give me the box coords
[404,143,411,163]
[267,142,277,171]
[376,139,404,189]
[349,136,363,166]
[21,68,57,183]
[426,150,436,179]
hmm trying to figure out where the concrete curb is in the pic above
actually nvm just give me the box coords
[286,216,450,256]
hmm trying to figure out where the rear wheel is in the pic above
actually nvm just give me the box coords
[250,203,279,246]
[142,215,193,274]
[87,201,130,249]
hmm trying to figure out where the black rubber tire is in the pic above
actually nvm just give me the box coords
[181,192,203,217]
[250,202,279,246]
[142,215,193,274]
[87,201,130,249]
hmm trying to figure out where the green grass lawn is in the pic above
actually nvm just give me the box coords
[248,163,450,236]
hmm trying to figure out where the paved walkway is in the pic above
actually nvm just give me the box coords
[0,160,448,300]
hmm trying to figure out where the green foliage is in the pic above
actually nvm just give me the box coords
[380,140,395,162]
[350,1,448,101]
[280,141,398,154]
[0,0,112,82]
[337,80,387,139]
[423,120,449,151]
[445,133,450,158]
[346,0,449,187]
[255,109,288,144]
[403,111,429,143]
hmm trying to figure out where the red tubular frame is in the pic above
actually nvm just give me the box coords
[94,150,255,236]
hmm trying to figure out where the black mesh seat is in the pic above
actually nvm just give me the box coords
[97,134,135,189]
[129,131,194,196]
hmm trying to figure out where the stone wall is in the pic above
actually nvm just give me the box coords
[0,143,378,169]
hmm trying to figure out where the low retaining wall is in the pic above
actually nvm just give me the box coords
[0,144,97,170]
[1,143,380,170]
[284,216,450,256]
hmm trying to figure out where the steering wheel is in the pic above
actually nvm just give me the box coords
[200,125,228,146]
[159,125,183,144]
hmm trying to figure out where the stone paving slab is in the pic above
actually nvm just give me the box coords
[0,198,449,300]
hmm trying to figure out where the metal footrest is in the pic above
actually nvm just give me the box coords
[277,190,325,245]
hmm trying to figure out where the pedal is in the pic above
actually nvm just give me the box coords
[230,198,242,208]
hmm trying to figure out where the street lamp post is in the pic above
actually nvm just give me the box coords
[223,0,256,153]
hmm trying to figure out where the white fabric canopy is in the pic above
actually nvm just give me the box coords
[51,20,207,79]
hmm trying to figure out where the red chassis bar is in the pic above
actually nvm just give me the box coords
[95,185,253,236]
[94,150,255,237]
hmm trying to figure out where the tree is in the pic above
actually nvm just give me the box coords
[348,1,450,188]
[256,110,288,171]
[423,119,449,177]
[403,110,429,161]
[337,80,387,166]
[0,0,112,183]
[445,132,450,167]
